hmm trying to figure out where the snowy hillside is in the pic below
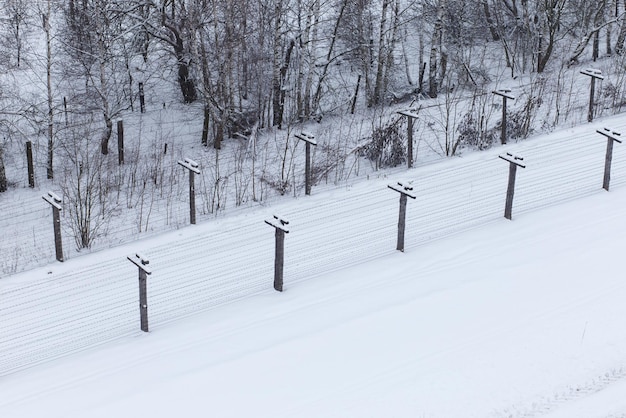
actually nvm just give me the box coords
[2,112,626,416]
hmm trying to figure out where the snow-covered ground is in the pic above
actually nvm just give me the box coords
[1,161,626,417]
[2,114,626,416]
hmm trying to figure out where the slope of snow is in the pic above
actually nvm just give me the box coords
[2,115,626,417]
[1,177,626,417]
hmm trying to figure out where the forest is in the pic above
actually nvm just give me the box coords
[0,0,625,272]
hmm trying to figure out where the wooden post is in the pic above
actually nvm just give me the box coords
[499,153,526,220]
[127,253,152,332]
[63,96,69,126]
[265,215,289,292]
[177,158,201,224]
[397,109,420,168]
[493,89,515,145]
[189,170,196,224]
[117,120,124,165]
[597,127,622,191]
[580,69,604,123]
[351,74,361,114]
[201,106,210,146]
[42,191,63,262]
[388,181,417,252]
[26,141,34,188]
[295,132,317,195]
[139,82,145,113]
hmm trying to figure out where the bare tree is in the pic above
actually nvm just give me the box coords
[2,0,31,68]
[429,0,446,98]
[41,0,54,179]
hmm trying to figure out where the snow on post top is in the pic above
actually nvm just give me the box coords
[388,181,417,199]
[499,152,526,168]
[42,191,63,210]
[127,253,152,275]
[177,158,201,174]
[397,109,420,118]
[597,127,623,143]
[265,214,290,233]
[295,131,317,146]
[580,68,604,79]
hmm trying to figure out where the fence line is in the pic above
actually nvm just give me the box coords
[1,119,626,376]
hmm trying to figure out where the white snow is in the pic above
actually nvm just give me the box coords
[2,118,626,417]
[1,184,626,417]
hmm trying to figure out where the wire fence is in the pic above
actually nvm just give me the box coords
[2,115,626,376]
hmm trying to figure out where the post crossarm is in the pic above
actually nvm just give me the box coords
[492,89,515,100]
[388,181,417,199]
[177,158,201,174]
[265,214,290,233]
[397,109,420,119]
[295,131,317,146]
[597,127,623,143]
[127,253,152,275]
[499,153,526,168]
[580,68,605,80]
[42,191,63,210]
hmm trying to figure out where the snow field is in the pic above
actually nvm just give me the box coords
[2,113,626,386]
[1,183,626,417]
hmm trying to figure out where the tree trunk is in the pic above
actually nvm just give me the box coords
[272,39,295,128]
[99,30,112,154]
[372,0,390,106]
[482,0,500,41]
[162,13,197,103]
[382,0,400,99]
[616,1,626,54]
[44,0,54,179]
[312,0,347,114]
[429,0,445,98]
[177,57,197,103]
[272,0,284,127]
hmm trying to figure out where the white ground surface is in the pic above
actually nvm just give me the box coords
[2,117,626,417]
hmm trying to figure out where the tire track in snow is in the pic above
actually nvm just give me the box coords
[491,367,626,418]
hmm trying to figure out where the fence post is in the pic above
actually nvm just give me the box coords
[63,96,69,126]
[117,120,124,165]
[177,158,201,225]
[127,253,152,332]
[499,153,526,220]
[265,215,289,292]
[597,127,622,191]
[493,89,515,145]
[388,181,417,252]
[139,82,146,113]
[42,191,63,262]
[26,141,35,188]
[397,109,420,168]
[295,132,317,195]
[580,69,604,123]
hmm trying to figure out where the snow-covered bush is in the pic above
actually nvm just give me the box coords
[359,118,406,169]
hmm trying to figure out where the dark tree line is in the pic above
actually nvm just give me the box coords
[0,0,623,190]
